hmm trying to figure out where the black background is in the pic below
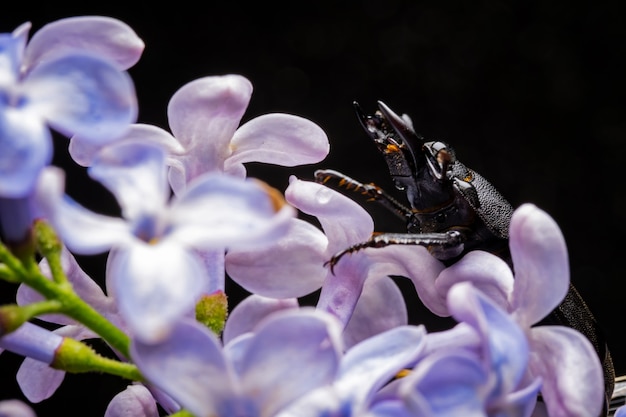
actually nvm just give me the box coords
[2,1,626,415]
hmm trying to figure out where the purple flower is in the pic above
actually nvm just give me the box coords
[36,142,294,343]
[434,203,605,416]
[104,385,159,417]
[131,309,344,417]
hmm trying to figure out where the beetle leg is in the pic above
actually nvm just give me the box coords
[314,169,412,221]
[325,230,464,274]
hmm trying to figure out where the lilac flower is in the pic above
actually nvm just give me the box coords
[434,203,605,417]
[35,141,294,343]
[0,400,37,417]
[0,16,142,241]
[227,176,445,328]
[131,309,344,417]
[104,385,159,417]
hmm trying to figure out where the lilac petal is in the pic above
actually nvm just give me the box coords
[69,123,184,167]
[285,176,373,251]
[343,276,408,349]
[0,323,62,364]
[35,167,132,254]
[225,218,327,298]
[166,75,252,183]
[616,406,626,417]
[225,113,329,174]
[238,309,343,416]
[447,282,528,395]
[528,325,604,417]
[25,54,136,143]
[337,325,426,405]
[0,400,37,417]
[170,174,294,249]
[16,357,65,402]
[104,385,159,417]
[89,143,169,221]
[132,319,239,417]
[23,16,144,71]
[194,248,226,294]
[509,204,570,327]
[403,349,487,417]
[0,107,52,197]
[223,294,299,345]
[435,250,513,311]
[499,377,541,417]
[110,242,207,343]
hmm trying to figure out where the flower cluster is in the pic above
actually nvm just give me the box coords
[0,16,617,417]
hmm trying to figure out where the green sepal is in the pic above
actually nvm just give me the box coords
[195,290,228,335]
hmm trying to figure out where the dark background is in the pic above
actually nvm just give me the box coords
[2,1,626,415]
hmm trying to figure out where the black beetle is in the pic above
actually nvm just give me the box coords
[314,101,615,415]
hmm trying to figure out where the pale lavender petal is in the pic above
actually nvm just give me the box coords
[16,357,65,402]
[343,276,408,349]
[35,167,132,254]
[166,75,252,182]
[223,294,299,345]
[132,319,239,417]
[616,406,626,417]
[24,54,136,143]
[69,123,184,167]
[528,325,604,417]
[509,204,570,327]
[225,218,327,298]
[285,176,373,252]
[500,377,542,417]
[89,143,169,221]
[336,325,426,405]
[104,385,159,417]
[194,248,226,294]
[110,242,207,343]
[0,400,37,417]
[0,323,62,363]
[435,250,514,311]
[23,16,144,71]
[238,309,343,416]
[225,113,329,174]
[0,107,51,197]
[169,174,294,250]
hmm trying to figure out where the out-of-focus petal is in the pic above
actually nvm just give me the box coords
[285,176,373,252]
[0,107,51,197]
[132,319,239,417]
[69,123,184,167]
[223,295,299,345]
[342,276,408,349]
[225,218,327,298]
[35,167,132,254]
[169,174,294,250]
[110,242,207,343]
[166,75,252,182]
[435,250,514,311]
[509,204,570,327]
[0,323,62,364]
[238,309,343,417]
[528,326,604,417]
[336,325,426,405]
[89,143,169,221]
[24,54,136,143]
[23,16,144,71]
[225,113,329,174]
[0,400,37,417]
[104,385,159,417]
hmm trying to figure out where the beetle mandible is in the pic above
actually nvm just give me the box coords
[314,101,615,415]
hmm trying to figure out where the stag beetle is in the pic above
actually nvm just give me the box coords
[314,101,615,415]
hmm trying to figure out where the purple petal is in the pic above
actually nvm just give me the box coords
[225,218,327,298]
[89,143,169,221]
[132,319,239,417]
[343,276,408,349]
[225,113,329,174]
[16,357,65,402]
[166,75,252,184]
[110,242,207,343]
[285,176,373,252]
[0,322,62,364]
[24,54,137,143]
[0,400,37,417]
[223,294,299,345]
[509,204,570,327]
[238,309,343,416]
[0,107,52,197]
[23,16,144,71]
[35,167,132,254]
[104,385,159,417]
[528,325,604,417]
[435,250,513,311]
